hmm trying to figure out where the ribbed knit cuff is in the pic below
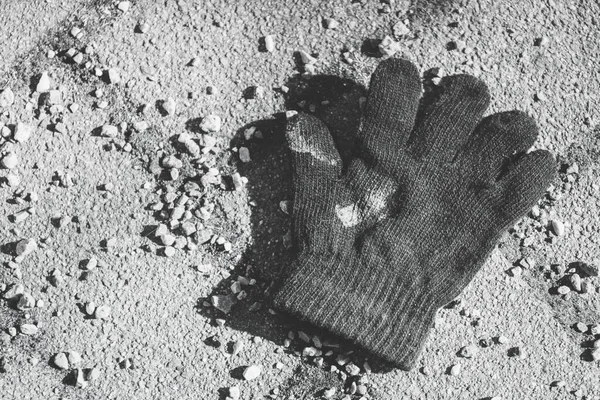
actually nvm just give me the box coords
[274,255,438,370]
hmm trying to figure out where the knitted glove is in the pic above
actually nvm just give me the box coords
[274,58,556,369]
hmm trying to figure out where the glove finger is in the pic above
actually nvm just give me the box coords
[456,111,538,181]
[287,112,342,180]
[407,75,490,163]
[358,58,421,165]
[287,113,344,244]
[492,149,556,227]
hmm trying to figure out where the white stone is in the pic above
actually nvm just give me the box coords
[36,72,51,92]
[393,20,410,36]
[450,363,461,376]
[1,152,18,169]
[298,50,317,65]
[101,124,119,137]
[0,87,15,108]
[94,305,111,319]
[107,68,121,84]
[15,238,36,257]
[84,257,98,270]
[243,364,261,380]
[117,1,131,12]
[239,147,251,162]
[20,324,38,335]
[17,293,35,310]
[200,114,221,133]
[87,367,100,381]
[68,350,82,365]
[379,35,402,56]
[75,368,87,388]
[551,219,565,236]
[161,97,176,115]
[228,386,240,400]
[53,353,69,370]
[13,122,33,143]
[264,35,275,52]
[323,18,339,29]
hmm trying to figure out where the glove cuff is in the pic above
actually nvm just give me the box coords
[274,254,438,370]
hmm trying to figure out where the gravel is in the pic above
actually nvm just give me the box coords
[0,87,15,107]
[211,294,237,314]
[323,18,339,29]
[459,344,479,358]
[19,324,38,335]
[232,340,244,356]
[551,219,565,236]
[101,124,119,137]
[242,364,261,380]
[238,147,251,162]
[87,367,100,381]
[107,68,121,84]
[161,97,176,115]
[345,363,360,376]
[13,122,33,142]
[228,386,240,400]
[1,152,19,169]
[393,20,410,36]
[52,353,69,370]
[200,114,222,133]
[15,238,37,257]
[298,50,317,66]
[450,364,461,376]
[36,72,51,92]
[264,35,275,52]
[570,273,582,292]
[379,36,401,56]
[574,322,588,333]
[117,1,131,12]
[68,351,82,365]
[16,292,35,310]
[94,305,111,319]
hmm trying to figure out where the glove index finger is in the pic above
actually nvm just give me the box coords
[286,112,343,177]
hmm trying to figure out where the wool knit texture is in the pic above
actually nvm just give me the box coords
[273,58,556,370]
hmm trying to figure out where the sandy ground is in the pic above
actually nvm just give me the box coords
[1,0,600,399]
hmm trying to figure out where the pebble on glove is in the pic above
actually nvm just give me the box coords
[274,58,556,370]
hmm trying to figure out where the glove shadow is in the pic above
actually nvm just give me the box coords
[197,73,400,386]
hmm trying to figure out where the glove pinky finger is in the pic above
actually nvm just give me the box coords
[493,149,556,227]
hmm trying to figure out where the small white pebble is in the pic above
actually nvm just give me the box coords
[264,35,275,52]
[449,364,461,376]
[19,323,38,335]
[239,147,251,162]
[200,114,222,133]
[1,152,19,169]
[117,1,131,12]
[551,219,565,236]
[243,364,261,380]
[161,97,176,115]
[53,353,69,370]
[228,386,240,400]
[87,367,100,381]
[36,72,51,92]
[323,18,339,29]
[13,122,33,143]
[94,305,111,320]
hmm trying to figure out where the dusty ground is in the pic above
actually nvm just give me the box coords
[1,0,600,399]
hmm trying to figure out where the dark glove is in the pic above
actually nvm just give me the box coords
[274,58,556,369]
